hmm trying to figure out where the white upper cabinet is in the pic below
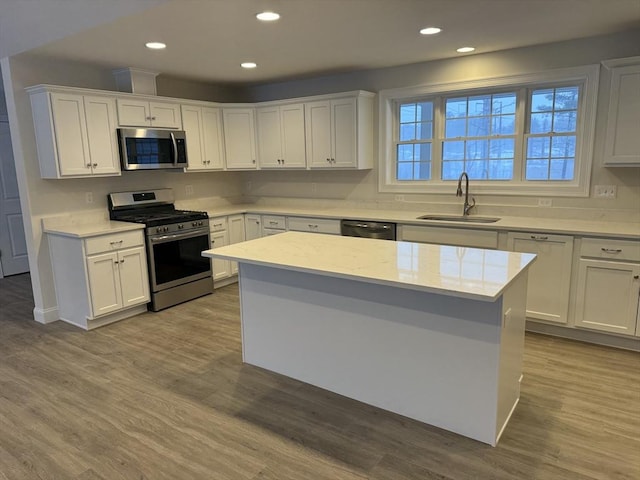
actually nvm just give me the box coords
[116,98,182,128]
[602,57,640,166]
[223,107,257,169]
[182,104,225,171]
[305,92,374,169]
[257,103,306,168]
[28,87,120,178]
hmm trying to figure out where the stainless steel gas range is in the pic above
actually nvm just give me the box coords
[108,189,213,311]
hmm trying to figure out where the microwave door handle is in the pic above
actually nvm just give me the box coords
[169,132,179,165]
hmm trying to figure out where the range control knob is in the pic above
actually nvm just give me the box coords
[192,221,197,227]
[156,227,162,233]
[163,226,169,232]
[178,224,184,230]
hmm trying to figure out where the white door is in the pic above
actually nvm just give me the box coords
[332,97,357,168]
[244,214,262,240]
[118,246,150,307]
[87,251,122,317]
[256,106,282,168]
[50,92,91,176]
[0,121,28,277]
[116,98,150,126]
[305,100,332,168]
[182,105,205,170]
[223,108,257,169]
[202,107,224,169]
[574,259,640,335]
[210,230,230,281]
[149,102,182,128]
[228,214,246,275]
[83,96,120,175]
[280,103,306,168]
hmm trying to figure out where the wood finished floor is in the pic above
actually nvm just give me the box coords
[0,273,638,480]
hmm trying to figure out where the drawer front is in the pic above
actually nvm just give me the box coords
[580,237,640,262]
[288,217,341,235]
[85,230,144,255]
[400,225,498,249]
[209,216,228,232]
[262,215,287,230]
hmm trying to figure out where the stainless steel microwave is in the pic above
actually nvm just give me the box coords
[117,128,188,170]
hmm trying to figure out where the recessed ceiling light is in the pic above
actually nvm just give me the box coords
[256,11,280,21]
[419,27,441,35]
[145,42,166,50]
[241,62,257,69]
[456,47,475,53]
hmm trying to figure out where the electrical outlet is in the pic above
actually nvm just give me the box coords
[537,198,552,207]
[185,185,194,196]
[594,185,617,198]
[85,192,93,204]
[395,194,405,202]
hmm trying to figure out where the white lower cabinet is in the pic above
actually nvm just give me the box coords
[574,237,640,336]
[210,215,246,284]
[47,229,150,330]
[287,216,340,235]
[399,225,498,249]
[507,232,573,325]
[245,214,262,240]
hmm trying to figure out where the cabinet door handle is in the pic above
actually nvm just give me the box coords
[601,248,622,253]
[86,163,91,168]
[634,275,639,280]
[530,235,548,241]
[151,116,157,120]
[120,259,125,264]
[92,163,97,168]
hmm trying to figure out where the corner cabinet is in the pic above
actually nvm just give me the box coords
[28,87,120,178]
[574,238,640,336]
[602,57,640,166]
[47,228,150,330]
[182,104,225,171]
[305,92,374,169]
[256,104,306,168]
[507,232,573,325]
[223,107,257,169]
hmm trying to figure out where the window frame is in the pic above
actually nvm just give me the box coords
[378,65,600,197]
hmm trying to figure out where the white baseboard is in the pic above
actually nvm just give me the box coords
[33,306,59,324]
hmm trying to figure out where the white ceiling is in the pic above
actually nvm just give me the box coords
[3,0,640,85]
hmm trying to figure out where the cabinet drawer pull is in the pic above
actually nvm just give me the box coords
[269,221,278,225]
[601,248,622,253]
[213,223,223,227]
[530,235,548,241]
[109,240,124,245]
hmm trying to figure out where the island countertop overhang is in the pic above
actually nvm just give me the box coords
[202,231,536,302]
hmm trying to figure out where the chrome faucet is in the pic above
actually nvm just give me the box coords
[456,172,476,216]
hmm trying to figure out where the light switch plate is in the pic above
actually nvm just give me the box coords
[594,185,617,198]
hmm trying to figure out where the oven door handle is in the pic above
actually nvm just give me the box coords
[170,132,179,165]
[150,229,210,243]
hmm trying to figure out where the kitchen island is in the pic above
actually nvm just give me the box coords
[202,232,536,445]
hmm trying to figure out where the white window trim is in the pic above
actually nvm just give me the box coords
[378,65,600,197]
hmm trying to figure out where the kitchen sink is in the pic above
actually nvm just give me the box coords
[417,215,501,223]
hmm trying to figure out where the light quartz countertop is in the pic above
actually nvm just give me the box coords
[202,231,537,301]
[42,219,144,238]
[203,204,640,239]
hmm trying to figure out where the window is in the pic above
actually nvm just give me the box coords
[379,66,599,196]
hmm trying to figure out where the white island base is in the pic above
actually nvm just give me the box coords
[204,232,533,446]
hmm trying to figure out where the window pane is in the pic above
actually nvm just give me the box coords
[492,93,516,115]
[416,144,432,161]
[400,104,416,123]
[488,160,513,180]
[397,144,414,161]
[550,158,574,180]
[442,160,464,180]
[417,102,433,121]
[445,118,466,138]
[527,137,550,158]
[466,139,488,160]
[468,95,491,116]
[415,162,431,180]
[468,116,490,136]
[554,86,579,110]
[443,140,465,160]
[526,159,550,180]
[417,121,433,140]
[397,162,413,180]
[530,112,553,133]
[551,136,576,158]
[467,160,488,179]
[400,123,416,141]
[489,138,515,159]
[553,111,576,132]
[531,89,553,112]
[446,97,467,118]
[491,114,515,135]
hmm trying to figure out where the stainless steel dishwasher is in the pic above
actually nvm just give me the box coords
[340,220,396,240]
